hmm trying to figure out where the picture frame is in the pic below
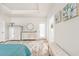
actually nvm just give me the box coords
[60,10,64,22]
[62,3,77,21]
[77,3,79,16]
[62,4,68,21]
[55,3,78,23]
[55,11,61,24]
[68,3,77,19]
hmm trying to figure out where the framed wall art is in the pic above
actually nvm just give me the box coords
[77,3,79,16]
[62,3,78,21]
[68,3,77,18]
[55,3,78,23]
[60,10,63,21]
[62,4,68,21]
[55,11,61,24]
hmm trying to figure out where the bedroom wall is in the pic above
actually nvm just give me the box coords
[10,17,47,39]
[47,3,66,45]
[51,3,79,55]
[55,16,79,56]
[46,3,68,55]
[0,4,10,42]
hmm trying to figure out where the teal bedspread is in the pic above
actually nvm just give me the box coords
[0,44,31,56]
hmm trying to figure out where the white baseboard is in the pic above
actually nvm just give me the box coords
[48,42,69,56]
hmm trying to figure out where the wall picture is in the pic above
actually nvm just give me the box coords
[68,3,77,18]
[55,11,61,24]
[60,10,64,21]
[62,3,77,21]
[55,3,78,23]
[77,3,79,16]
[62,4,69,21]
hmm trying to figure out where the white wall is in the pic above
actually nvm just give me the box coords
[0,4,10,42]
[55,16,79,56]
[46,3,70,55]
[47,4,66,44]
[51,3,79,55]
[10,17,47,39]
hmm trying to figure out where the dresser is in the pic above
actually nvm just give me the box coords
[21,31,38,40]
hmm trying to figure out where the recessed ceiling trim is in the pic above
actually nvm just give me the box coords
[10,10,40,14]
[1,3,53,18]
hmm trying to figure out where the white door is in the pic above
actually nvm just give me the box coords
[0,22,5,41]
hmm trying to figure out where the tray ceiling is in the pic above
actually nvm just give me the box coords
[1,3,53,17]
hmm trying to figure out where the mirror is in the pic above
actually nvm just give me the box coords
[26,23,34,30]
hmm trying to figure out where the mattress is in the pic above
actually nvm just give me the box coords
[0,44,31,56]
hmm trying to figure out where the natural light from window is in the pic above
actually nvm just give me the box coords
[39,24,45,38]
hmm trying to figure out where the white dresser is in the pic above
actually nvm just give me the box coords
[22,31,38,40]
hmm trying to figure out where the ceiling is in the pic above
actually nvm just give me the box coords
[1,3,53,17]
[2,3,39,10]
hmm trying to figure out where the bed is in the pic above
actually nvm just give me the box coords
[0,44,31,56]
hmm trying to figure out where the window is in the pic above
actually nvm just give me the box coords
[39,24,45,38]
